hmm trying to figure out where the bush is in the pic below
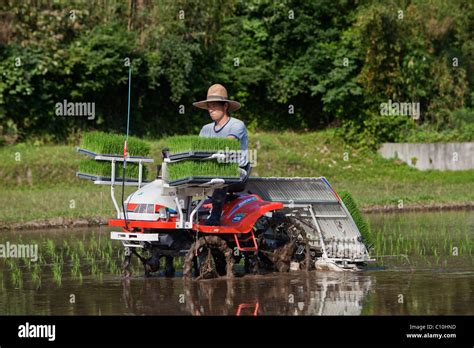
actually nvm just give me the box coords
[337,113,415,150]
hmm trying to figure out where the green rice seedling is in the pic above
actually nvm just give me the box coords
[37,254,46,265]
[79,159,147,180]
[62,240,70,257]
[167,160,239,181]
[71,252,81,277]
[81,131,150,157]
[0,271,4,292]
[5,258,13,270]
[11,264,22,289]
[30,263,42,289]
[76,271,83,284]
[89,237,98,253]
[166,135,240,154]
[339,190,373,248]
[103,241,113,259]
[108,260,119,275]
[44,239,56,260]
[23,256,32,271]
[88,254,101,276]
[52,257,62,286]
[77,241,86,258]
[464,233,472,255]
[173,257,183,269]
[91,260,99,277]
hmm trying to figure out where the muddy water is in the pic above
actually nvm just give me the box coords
[0,211,472,315]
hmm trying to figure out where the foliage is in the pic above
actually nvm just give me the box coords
[0,0,473,145]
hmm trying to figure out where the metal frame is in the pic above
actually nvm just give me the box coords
[307,204,329,260]
[111,231,159,248]
[77,148,154,218]
[281,202,374,264]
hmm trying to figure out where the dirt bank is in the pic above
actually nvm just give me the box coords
[0,216,108,231]
[361,201,474,214]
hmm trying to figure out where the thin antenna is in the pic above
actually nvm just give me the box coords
[121,65,132,231]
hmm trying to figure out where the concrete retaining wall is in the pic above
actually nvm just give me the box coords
[378,143,474,171]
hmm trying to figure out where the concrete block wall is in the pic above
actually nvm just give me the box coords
[378,143,474,171]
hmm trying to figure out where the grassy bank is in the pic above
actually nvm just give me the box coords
[1,129,473,225]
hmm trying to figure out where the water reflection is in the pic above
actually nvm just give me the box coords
[120,272,373,316]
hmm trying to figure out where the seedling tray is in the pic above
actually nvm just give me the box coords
[167,176,241,187]
[168,151,219,161]
[76,172,150,185]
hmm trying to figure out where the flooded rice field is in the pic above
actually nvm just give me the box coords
[0,211,472,315]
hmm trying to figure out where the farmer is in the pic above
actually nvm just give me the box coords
[193,83,250,226]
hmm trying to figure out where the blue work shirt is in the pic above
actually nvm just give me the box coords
[199,117,249,167]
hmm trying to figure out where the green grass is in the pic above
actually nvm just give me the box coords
[166,135,240,154]
[81,131,150,156]
[166,160,239,181]
[78,159,147,180]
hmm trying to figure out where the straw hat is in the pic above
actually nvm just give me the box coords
[192,84,241,111]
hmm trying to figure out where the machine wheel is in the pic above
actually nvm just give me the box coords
[261,216,315,272]
[183,236,234,280]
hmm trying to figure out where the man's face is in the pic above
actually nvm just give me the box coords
[207,101,227,122]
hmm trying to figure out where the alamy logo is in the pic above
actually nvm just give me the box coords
[0,242,38,262]
[216,147,258,167]
[55,99,95,120]
[18,322,56,341]
[380,99,420,120]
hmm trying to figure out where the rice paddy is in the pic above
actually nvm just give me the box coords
[0,210,472,315]
[0,211,470,296]
[0,229,185,290]
[165,135,240,154]
[368,211,473,269]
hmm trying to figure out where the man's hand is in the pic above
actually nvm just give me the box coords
[161,147,170,159]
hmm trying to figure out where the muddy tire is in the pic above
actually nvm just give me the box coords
[183,236,234,280]
[262,216,314,272]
